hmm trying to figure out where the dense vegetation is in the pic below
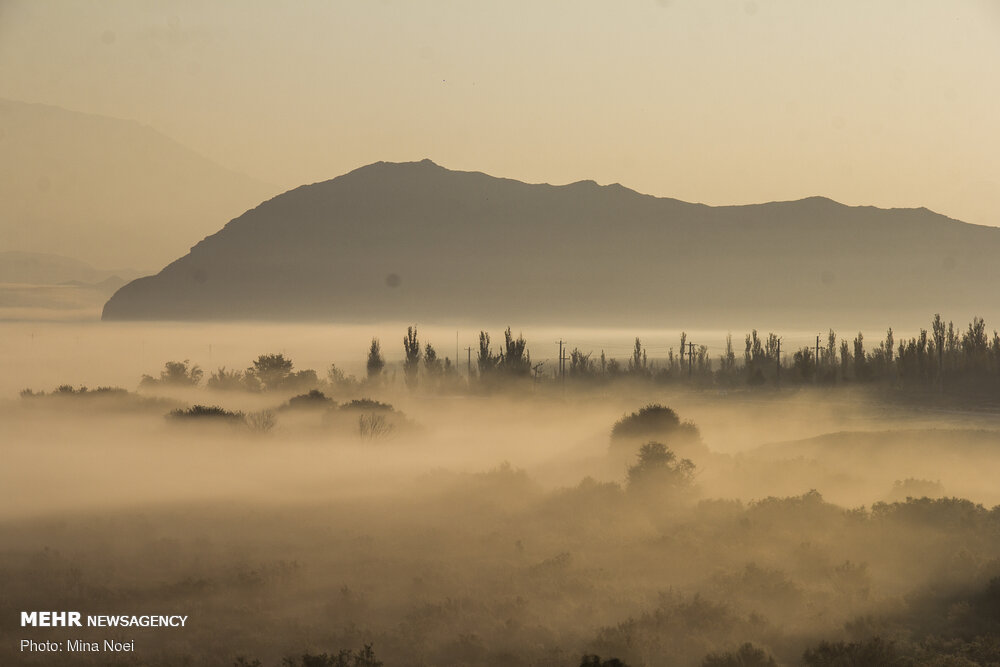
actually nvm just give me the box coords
[109,316,1000,410]
[6,316,1000,666]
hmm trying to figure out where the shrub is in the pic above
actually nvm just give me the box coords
[245,411,276,433]
[280,644,382,667]
[167,405,245,424]
[802,637,903,666]
[625,442,695,491]
[286,389,334,410]
[701,643,777,667]
[140,360,203,388]
[327,364,360,392]
[613,404,675,436]
[359,414,393,440]
[611,404,700,442]
[208,367,261,392]
[580,656,629,667]
[340,398,394,412]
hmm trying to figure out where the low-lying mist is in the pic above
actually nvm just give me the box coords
[3,322,1000,666]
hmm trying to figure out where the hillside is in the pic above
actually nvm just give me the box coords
[102,160,1000,325]
[0,98,275,269]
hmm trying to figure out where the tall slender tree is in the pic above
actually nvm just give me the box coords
[403,326,421,390]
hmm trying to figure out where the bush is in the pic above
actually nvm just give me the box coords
[611,404,700,443]
[340,398,394,412]
[286,389,334,410]
[580,656,629,667]
[245,411,276,433]
[280,644,382,667]
[22,385,128,398]
[208,367,261,392]
[167,405,245,424]
[625,442,695,491]
[802,637,904,666]
[701,643,777,667]
[140,360,203,388]
[359,414,393,440]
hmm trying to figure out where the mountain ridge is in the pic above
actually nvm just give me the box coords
[102,160,1000,326]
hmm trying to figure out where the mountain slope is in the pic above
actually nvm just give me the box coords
[102,160,1000,325]
[0,98,276,269]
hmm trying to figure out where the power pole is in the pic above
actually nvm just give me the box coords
[687,341,696,379]
[815,334,820,384]
[465,346,472,379]
[557,340,565,383]
[776,337,781,389]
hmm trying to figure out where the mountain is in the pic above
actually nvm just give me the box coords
[0,251,141,286]
[102,160,1000,326]
[0,98,276,269]
[0,252,144,321]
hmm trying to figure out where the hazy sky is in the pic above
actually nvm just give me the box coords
[2,0,999,226]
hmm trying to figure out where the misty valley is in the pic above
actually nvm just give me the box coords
[5,1,999,664]
[2,320,1000,667]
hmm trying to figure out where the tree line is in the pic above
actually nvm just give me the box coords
[135,315,1000,397]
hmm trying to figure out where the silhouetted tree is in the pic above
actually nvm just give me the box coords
[744,330,776,385]
[853,332,868,381]
[626,441,695,490]
[423,343,442,377]
[250,353,293,391]
[793,347,815,382]
[366,338,385,380]
[719,333,737,376]
[963,316,988,371]
[499,327,531,377]
[208,366,259,392]
[570,348,594,377]
[402,326,421,390]
[327,364,359,392]
[823,329,837,382]
[478,331,498,377]
[932,313,946,381]
[140,360,203,388]
[628,337,646,376]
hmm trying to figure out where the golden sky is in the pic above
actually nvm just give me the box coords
[2,0,998,226]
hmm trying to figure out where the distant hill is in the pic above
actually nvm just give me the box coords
[102,160,1000,326]
[0,251,140,286]
[0,98,276,269]
[0,252,142,320]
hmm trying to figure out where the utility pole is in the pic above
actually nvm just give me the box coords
[557,340,565,383]
[465,346,472,379]
[687,341,696,379]
[815,334,821,384]
[776,337,781,389]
